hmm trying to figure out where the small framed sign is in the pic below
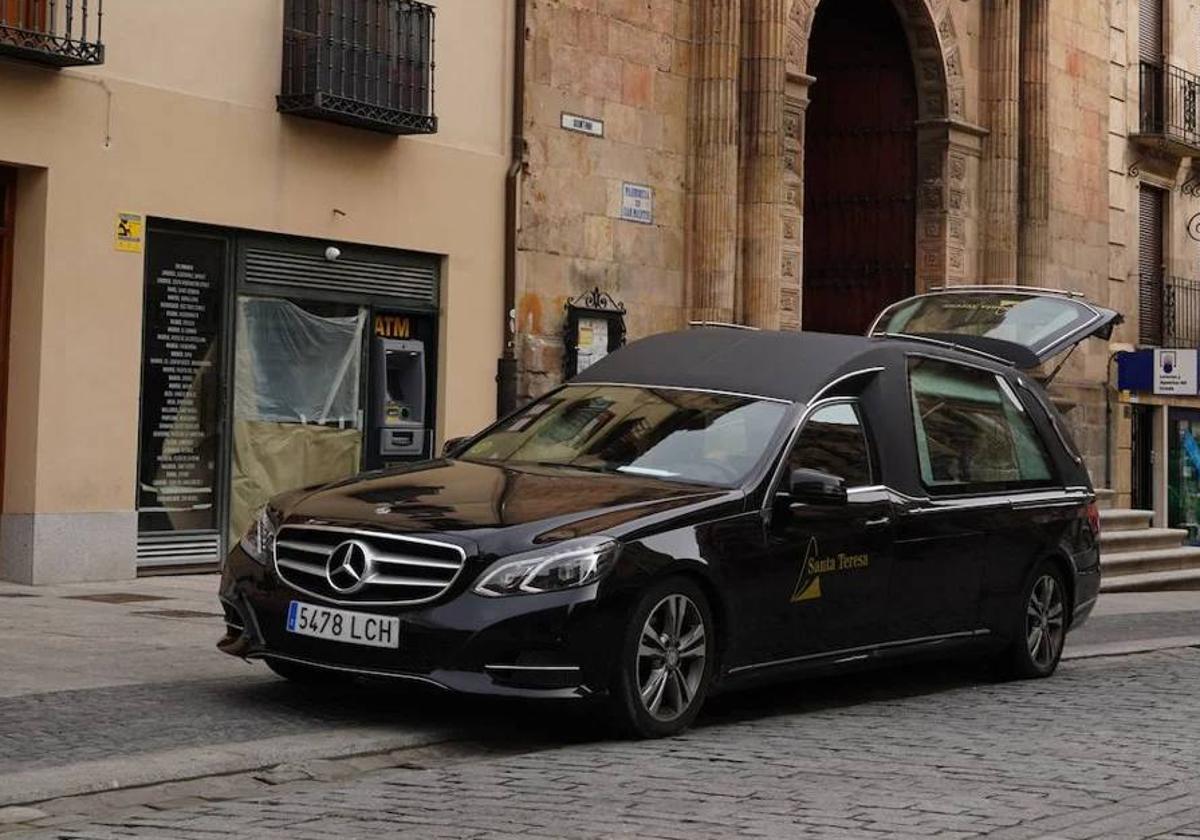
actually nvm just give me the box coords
[561,112,604,138]
[563,287,627,378]
[620,182,653,225]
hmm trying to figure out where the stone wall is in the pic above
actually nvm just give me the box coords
[518,0,1124,489]
[518,0,692,400]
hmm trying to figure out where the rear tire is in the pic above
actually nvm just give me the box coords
[610,577,715,738]
[996,560,1068,680]
[265,657,355,687]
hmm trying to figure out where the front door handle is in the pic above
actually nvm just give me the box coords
[865,516,892,528]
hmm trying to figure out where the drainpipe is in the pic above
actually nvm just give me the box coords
[497,0,527,418]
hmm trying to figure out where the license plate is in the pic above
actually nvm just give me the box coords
[286,601,400,649]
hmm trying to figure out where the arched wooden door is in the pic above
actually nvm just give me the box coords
[803,0,917,335]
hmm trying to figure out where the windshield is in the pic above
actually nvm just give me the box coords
[460,385,790,487]
[874,292,1101,355]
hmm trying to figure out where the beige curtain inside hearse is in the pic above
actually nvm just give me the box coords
[230,297,366,545]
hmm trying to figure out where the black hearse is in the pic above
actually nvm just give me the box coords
[219,288,1117,737]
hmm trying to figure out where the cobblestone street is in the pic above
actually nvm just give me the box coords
[9,647,1200,840]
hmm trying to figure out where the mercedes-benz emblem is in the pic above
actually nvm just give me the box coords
[326,540,372,594]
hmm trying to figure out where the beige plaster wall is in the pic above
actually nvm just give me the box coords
[0,0,513,517]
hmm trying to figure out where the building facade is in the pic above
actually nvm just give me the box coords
[1108,0,1200,539]
[513,0,1200,526]
[0,0,514,583]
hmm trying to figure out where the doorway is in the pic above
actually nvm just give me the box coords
[1131,404,1156,511]
[802,0,917,335]
[0,168,14,512]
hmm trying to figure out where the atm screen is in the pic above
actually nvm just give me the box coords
[383,348,423,427]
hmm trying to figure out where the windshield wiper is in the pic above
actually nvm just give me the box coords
[528,460,612,474]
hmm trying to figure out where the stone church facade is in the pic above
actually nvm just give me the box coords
[510,0,1153,489]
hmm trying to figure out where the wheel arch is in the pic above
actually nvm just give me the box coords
[660,564,733,683]
[1035,549,1077,626]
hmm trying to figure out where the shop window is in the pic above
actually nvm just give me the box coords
[909,358,1053,492]
[231,297,367,542]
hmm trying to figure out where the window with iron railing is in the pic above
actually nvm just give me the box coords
[0,0,103,66]
[1138,62,1200,154]
[278,0,436,136]
[1138,273,1200,347]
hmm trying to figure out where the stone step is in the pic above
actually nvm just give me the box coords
[1100,545,1200,577]
[1100,527,1190,554]
[1098,508,1154,532]
[1101,567,1200,593]
[1095,488,1115,510]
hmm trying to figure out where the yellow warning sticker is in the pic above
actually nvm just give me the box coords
[116,212,143,253]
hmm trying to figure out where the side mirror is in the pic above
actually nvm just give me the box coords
[786,468,847,506]
[442,436,469,457]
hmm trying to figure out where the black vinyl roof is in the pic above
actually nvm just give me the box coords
[571,328,901,403]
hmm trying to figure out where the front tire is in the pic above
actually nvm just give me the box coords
[997,560,1068,680]
[611,577,714,738]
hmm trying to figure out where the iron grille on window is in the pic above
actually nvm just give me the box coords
[278,0,436,136]
[1164,274,1200,347]
[0,0,104,67]
[1139,273,1200,347]
[1138,62,1200,154]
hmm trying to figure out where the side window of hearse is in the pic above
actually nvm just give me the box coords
[788,403,873,488]
[909,358,1054,490]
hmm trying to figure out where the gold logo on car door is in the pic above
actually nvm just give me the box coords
[791,537,870,603]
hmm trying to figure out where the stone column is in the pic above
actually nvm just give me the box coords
[1018,0,1050,286]
[739,0,788,329]
[688,0,742,324]
[780,71,815,331]
[980,0,1021,284]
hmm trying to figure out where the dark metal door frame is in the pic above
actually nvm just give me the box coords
[1131,404,1156,510]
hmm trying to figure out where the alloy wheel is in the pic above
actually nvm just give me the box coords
[1026,573,1065,670]
[637,593,707,722]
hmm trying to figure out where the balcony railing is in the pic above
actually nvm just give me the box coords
[1139,273,1200,347]
[1137,62,1200,155]
[278,0,436,136]
[0,0,104,67]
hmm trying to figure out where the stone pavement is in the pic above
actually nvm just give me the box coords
[3,574,1200,836]
[7,647,1200,840]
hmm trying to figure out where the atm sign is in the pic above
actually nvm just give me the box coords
[374,315,412,339]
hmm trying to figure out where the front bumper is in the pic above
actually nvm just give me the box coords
[218,546,624,700]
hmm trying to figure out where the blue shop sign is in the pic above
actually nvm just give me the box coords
[1117,349,1200,395]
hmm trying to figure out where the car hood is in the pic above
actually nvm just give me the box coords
[281,459,735,548]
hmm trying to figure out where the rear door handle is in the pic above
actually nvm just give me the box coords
[865,516,892,528]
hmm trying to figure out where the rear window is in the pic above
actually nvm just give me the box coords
[909,358,1055,492]
[876,293,1101,356]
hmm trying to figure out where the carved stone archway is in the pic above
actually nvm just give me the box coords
[781,0,978,330]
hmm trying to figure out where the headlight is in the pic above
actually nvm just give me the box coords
[473,537,619,597]
[239,505,281,565]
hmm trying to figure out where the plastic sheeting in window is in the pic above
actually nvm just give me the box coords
[230,297,367,542]
[234,297,366,426]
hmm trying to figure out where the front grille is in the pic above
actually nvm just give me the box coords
[274,524,467,606]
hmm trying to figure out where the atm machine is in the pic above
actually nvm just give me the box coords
[372,312,439,465]
[372,335,427,461]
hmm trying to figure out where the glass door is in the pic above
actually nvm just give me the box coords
[1168,409,1200,545]
[230,296,367,543]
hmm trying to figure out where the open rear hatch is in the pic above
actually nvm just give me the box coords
[869,288,1122,369]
